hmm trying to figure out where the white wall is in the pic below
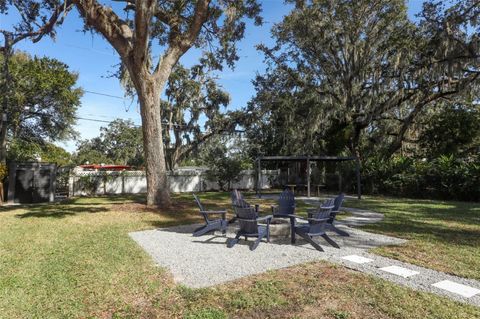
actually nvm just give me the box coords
[69,168,278,196]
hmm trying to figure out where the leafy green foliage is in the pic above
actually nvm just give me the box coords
[362,155,480,201]
[246,0,480,159]
[419,103,480,158]
[203,140,245,191]
[0,51,80,164]
[1,52,82,142]
[7,138,71,165]
[74,119,143,167]
[160,64,241,169]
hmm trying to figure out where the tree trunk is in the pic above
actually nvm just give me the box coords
[0,119,7,164]
[1,32,11,165]
[136,76,171,207]
[349,124,363,160]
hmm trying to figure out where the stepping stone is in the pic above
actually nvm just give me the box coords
[432,280,480,298]
[380,265,419,278]
[341,255,374,264]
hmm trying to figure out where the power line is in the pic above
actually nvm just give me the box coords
[75,116,244,134]
[60,42,117,57]
[76,116,116,124]
[83,90,126,100]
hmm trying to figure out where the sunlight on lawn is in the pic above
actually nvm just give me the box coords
[0,193,478,318]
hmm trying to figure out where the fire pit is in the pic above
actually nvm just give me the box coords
[265,218,291,238]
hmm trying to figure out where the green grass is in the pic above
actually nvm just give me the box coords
[344,196,480,280]
[0,193,478,318]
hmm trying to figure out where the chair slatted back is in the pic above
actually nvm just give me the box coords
[193,194,209,223]
[275,188,295,216]
[231,189,249,207]
[308,198,334,233]
[333,193,345,212]
[235,206,259,234]
[231,189,253,213]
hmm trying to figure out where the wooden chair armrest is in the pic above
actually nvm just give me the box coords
[288,214,307,221]
[200,210,227,214]
[307,217,330,222]
[257,215,273,222]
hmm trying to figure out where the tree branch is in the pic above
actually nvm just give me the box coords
[0,0,73,52]
[72,0,133,59]
[153,0,210,81]
[133,0,155,66]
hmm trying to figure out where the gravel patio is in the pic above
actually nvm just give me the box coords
[130,208,480,307]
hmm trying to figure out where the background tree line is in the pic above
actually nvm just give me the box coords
[241,0,480,201]
[2,0,480,202]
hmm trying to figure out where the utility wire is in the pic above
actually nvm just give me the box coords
[83,90,126,100]
[75,116,244,134]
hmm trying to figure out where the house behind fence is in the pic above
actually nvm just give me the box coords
[69,167,278,196]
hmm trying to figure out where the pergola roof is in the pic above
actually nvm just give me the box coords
[257,155,357,162]
[255,155,361,199]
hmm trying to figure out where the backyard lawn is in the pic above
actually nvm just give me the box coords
[0,193,479,318]
[344,196,480,281]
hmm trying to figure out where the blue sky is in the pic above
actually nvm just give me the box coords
[1,0,424,153]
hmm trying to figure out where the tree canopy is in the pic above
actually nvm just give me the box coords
[0,51,82,162]
[8,139,72,165]
[246,0,480,160]
[74,119,143,166]
[161,63,245,169]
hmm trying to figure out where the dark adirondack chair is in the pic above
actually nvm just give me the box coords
[227,206,272,251]
[289,198,340,252]
[230,189,259,224]
[326,193,349,236]
[271,188,295,218]
[192,194,228,237]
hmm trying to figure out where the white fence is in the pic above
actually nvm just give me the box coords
[69,168,279,196]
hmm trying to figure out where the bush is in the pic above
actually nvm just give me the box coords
[361,155,480,201]
[202,142,246,191]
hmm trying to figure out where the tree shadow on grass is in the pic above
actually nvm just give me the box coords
[15,203,109,219]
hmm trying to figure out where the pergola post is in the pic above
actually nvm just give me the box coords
[307,156,311,197]
[356,157,361,199]
[257,158,262,198]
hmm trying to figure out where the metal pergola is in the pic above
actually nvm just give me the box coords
[255,155,361,199]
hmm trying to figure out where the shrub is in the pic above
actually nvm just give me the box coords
[360,155,480,201]
[203,144,244,191]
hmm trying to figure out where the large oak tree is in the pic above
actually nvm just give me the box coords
[1,0,261,206]
[248,0,480,160]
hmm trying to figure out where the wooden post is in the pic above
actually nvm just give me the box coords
[257,158,262,198]
[356,157,361,199]
[338,165,342,192]
[7,162,16,204]
[307,156,311,197]
[49,164,57,202]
